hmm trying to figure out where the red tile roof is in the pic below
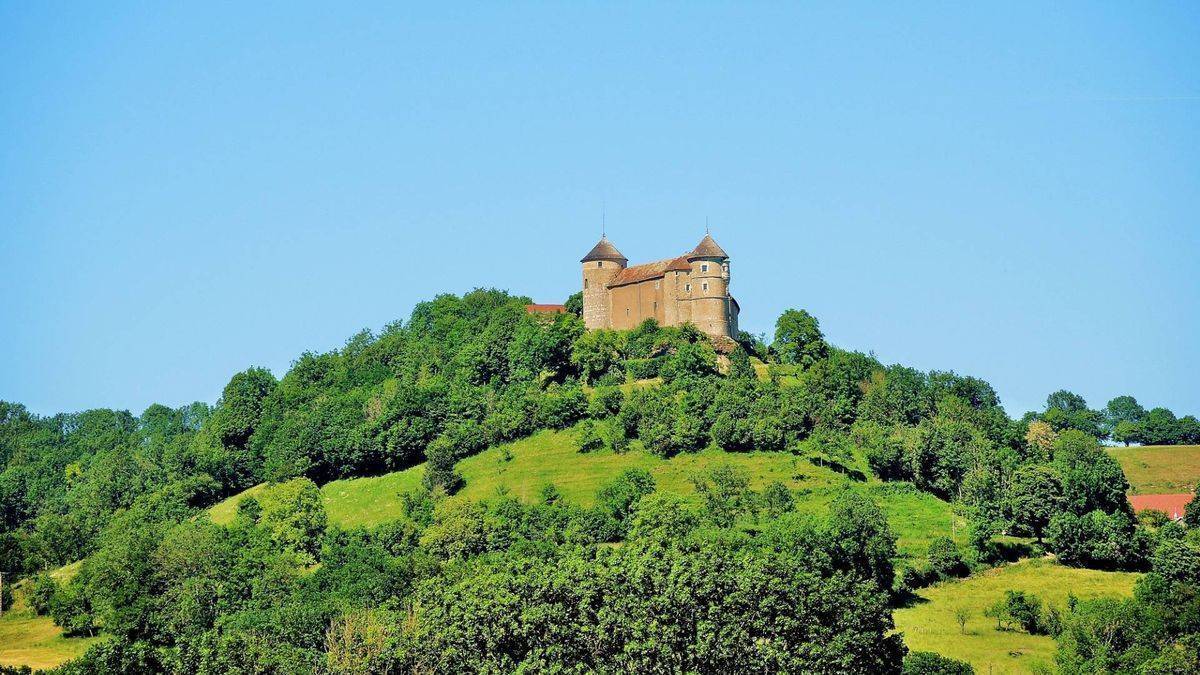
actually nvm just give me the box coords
[607,255,692,288]
[580,236,628,263]
[525,304,566,314]
[1129,493,1193,520]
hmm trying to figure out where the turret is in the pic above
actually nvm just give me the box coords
[580,235,626,329]
[686,233,732,337]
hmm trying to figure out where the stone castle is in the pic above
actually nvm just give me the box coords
[580,233,739,339]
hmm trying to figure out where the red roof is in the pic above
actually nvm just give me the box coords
[525,303,566,314]
[1129,493,1193,520]
[607,255,692,288]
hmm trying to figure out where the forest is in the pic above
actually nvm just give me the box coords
[3,288,1200,674]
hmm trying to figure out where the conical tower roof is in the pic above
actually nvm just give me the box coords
[688,233,728,259]
[581,236,628,264]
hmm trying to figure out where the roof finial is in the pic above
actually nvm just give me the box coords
[602,202,606,238]
[705,216,710,235]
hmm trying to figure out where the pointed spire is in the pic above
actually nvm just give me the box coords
[581,235,627,264]
[688,232,728,259]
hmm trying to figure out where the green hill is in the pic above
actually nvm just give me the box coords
[1106,444,1200,494]
[209,424,968,562]
[894,558,1139,674]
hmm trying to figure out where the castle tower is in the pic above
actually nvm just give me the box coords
[580,235,626,329]
[686,233,732,337]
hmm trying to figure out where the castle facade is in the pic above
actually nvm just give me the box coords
[581,233,739,339]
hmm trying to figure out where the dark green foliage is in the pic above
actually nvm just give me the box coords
[1047,509,1147,570]
[595,468,656,526]
[927,536,968,580]
[827,491,896,594]
[903,651,975,674]
[1005,465,1064,541]
[762,481,795,519]
[728,345,756,380]
[576,420,604,453]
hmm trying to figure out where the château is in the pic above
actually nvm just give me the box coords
[580,233,739,339]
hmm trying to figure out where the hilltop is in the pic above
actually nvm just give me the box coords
[3,288,1198,673]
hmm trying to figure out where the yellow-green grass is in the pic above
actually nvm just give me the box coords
[209,426,967,559]
[0,575,103,670]
[894,558,1139,674]
[1106,444,1200,495]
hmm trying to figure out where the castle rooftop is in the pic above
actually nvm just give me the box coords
[580,236,628,264]
[688,233,729,259]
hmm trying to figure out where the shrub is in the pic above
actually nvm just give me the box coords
[927,536,968,580]
[577,420,605,453]
[624,357,665,380]
[30,572,59,615]
[903,651,974,674]
[588,386,624,418]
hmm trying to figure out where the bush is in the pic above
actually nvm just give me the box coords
[30,572,59,615]
[927,536,968,580]
[577,420,604,454]
[903,650,974,674]
[588,386,624,418]
[624,357,665,380]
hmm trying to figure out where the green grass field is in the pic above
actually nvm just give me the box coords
[209,424,967,561]
[0,574,103,670]
[1107,444,1200,494]
[894,558,1139,674]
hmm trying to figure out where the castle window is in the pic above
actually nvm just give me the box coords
[685,284,691,292]
[703,283,709,291]
[701,263,709,272]
[598,261,603,268]
[653,301,657,311]
[626,308,630,316]
[584,279,589,289]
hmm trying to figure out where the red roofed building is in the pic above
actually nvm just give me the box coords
[1128,493,1194,521]
[525,304,567,315]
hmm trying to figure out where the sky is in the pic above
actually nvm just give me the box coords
[1,2,1197,419]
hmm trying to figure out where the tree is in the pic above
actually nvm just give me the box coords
[773,309,828,368]
[1006,465,1065,542]
[827,491,896,593]
[762,481,795,519]
[1184,484,1200,528]
[927,537,967,579]
[563,291,583,317]
[1024,420,1057,460]
[690,465,755,527]
[728,345,756,380]
[953,608,971,636]
[1141,407,1181,445]
[1104,395,1146,431]
[258,478,328,564]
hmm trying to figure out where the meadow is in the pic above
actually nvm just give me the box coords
[209,424,967,562]
[1106,444,1200,494]
[894,558,1139,674]
[0,568,102,670]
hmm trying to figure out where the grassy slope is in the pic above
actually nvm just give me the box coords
[209,425,967,561]
[894,559,1139,674]
[0,572,102,670]
[1107,444,1200,494]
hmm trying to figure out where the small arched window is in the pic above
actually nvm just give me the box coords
[584,279,589,289]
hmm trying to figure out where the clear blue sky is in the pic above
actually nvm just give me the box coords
[2,3,1197,419]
